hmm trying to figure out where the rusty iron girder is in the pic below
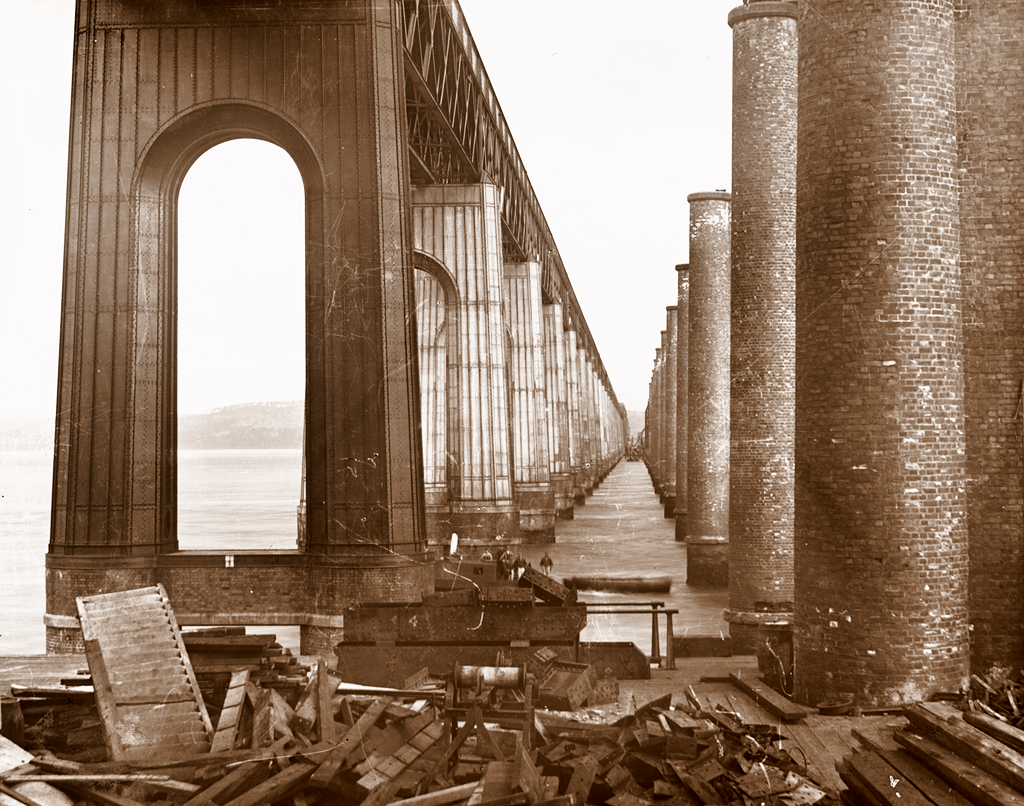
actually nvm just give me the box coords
[343,602,587,643]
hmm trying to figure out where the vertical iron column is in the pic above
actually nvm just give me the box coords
[686,192,732,588]
[725,0,797,668]
[544,304,574,520]
[795,0,968,705]
[412,185,519,552]
[674,265,690,543]
[504,262,555,542]
[566,330,585,507]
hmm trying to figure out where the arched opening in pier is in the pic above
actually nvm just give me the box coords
[176,138,305,550]
[413,252,460,548]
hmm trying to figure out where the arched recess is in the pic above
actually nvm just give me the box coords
[176,140,304,550]
[413,250,460,544]
[130,101,326,550]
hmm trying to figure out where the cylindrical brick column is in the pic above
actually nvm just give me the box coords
[657,330,670,503]
[649,348,663,492]
[795,0,968,705]
[664,309,679,518]
[675,265,690,542]
[687,192,731,587]
[725,0,797,668]
[957,1,1024,678]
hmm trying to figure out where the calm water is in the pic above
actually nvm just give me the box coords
[1,450,726,656]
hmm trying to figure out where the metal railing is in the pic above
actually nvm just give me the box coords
[581,601,677,670]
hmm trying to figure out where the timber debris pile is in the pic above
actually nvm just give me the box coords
[6,584,1024,806]
[0,634,832,806]
[0,583,833,806]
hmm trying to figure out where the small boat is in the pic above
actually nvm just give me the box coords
[562,575,672,594]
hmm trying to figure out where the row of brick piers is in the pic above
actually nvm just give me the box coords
[646,0,1024,707]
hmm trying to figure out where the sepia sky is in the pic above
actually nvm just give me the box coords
[0,0,737,420]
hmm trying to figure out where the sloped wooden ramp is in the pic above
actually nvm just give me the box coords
[77,584,213,762]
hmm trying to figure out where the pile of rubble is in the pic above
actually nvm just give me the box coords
[1,659,836,806]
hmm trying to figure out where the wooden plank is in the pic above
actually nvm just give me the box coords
[512,743,543,802]
[180,759,273,806]
[316,659,339,743]
[1,774,197,796]
[897,729,1024,806]
[211,670,249,753]
[385,781,477,806]
[50,782,147,806]
[220,761,315,806]
[782,720,839,790]
[842,751,933,806]
[307,696,393,789]
[905,702,1024,794]
[248,683,272,749]
[83,638,127,762]
[877,749,977,806]
[354,708,437,776]
[291,665,320,734]
[965,711,1024,756]
[728,673,813,721]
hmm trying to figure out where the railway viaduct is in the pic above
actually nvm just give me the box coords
[45,0,625,656]
[645,0,1024,706]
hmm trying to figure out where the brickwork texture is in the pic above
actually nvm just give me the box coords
[728,2,798,645]
[795,0,970,705]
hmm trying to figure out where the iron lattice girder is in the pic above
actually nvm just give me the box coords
[399,0,616,399]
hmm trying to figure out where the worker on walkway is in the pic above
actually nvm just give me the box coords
[540,552,554,576]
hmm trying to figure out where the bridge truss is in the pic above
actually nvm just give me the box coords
[399,0,616,398]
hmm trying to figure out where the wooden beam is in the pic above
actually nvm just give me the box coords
[307,696,392,789]
[83,638,126,762]
[904,702,1024,794]
[897,729,1024,806]
[965,711,1024,756]
[727,673,813,722]
[211,670,249,753]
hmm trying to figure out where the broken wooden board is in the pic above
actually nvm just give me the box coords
[77,584,213,762]
[1,734,77,806]
[210,670,249,753]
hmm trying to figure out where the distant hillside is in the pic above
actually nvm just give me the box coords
[1,401,304,451]
[179,401,303,449]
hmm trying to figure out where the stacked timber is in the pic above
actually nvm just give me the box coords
[842,700,1024,806]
